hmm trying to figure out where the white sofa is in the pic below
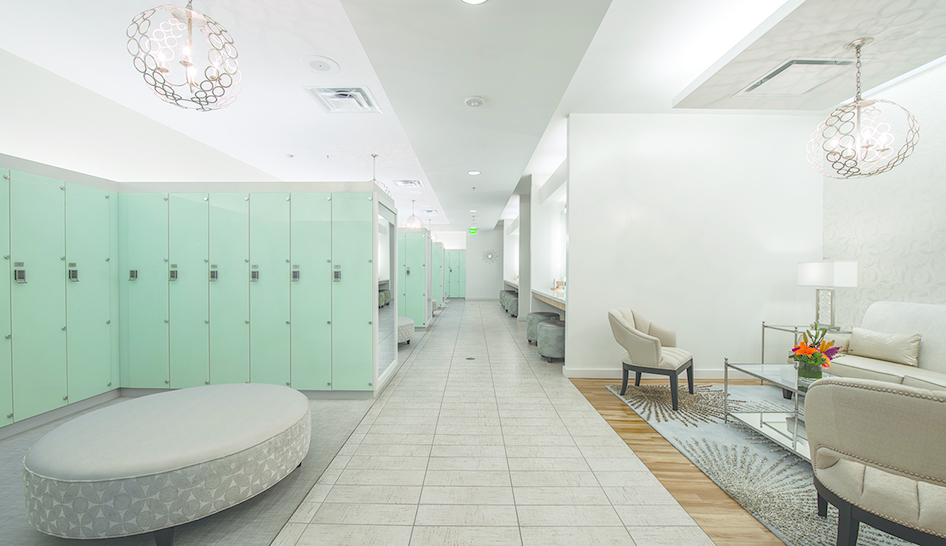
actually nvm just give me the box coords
[826,301,946,389]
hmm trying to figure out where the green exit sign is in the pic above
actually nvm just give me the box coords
[469,228,478,234]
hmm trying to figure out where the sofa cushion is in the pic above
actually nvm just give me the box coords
[902,370,946,391]
[829,354,908,384]
[849,327,921,367]
[860,301,946,374]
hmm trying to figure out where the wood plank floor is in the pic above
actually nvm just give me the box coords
[571,378,785,546]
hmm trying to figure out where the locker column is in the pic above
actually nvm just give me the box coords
[249,193,290,386]
[209,193,249,385]
[0,171,11,426]
[169,193,210,388]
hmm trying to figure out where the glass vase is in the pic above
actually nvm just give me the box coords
[797,361,823,380]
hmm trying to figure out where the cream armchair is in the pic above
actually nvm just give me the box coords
[806,377,946,546]
[608,309,693,410]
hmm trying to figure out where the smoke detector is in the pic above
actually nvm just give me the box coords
[300,56,340,75]
[464,96,485,107]
[305,87,381,113]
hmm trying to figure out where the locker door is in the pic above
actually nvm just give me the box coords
[249,193,290,386]
[65,183,112,402]
[209,193,249,384]
[120,193,169,388]
[331,193,373,391]
[397,234,406,316]
[290,193,332,390]
[458,251,466,298]
[405,233,427,326]
[448,251,459,297]
[169,193,209,388]
[10,172,67,420]
[108,190,119,390]
[431,244,443,308]
[0,171,11,427]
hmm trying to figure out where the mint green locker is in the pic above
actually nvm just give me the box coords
[0,171,11,426]
[120,193,169,388]
[10,172,67,420]
[290,193,332,390]
[432,243,443,308]
[447,251,459,297]
[405,232,428,326]
[458,251,466,298]
[65,183,112,402]
[331,193,373,391]
[169,194,209,388]
[108,190,119,390]
[249,193,290,386]
[209,194,249,384]
[397,234,406,316]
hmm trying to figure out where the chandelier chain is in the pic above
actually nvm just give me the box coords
[855,44,862,101]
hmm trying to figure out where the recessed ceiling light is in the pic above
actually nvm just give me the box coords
[470,210,477,213]
[467,170,480,175]
[461,0,488,4]
[423,209,438,214]
[464,96,485,107]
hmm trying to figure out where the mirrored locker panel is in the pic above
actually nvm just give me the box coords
[290,193,332,390]
[331,192,373,391]
[249,193,290,386]
[65,183,112,402]
[404,232,428,327]
[397,234,406,316]
[10,172,67,420]
[119,193,169,388]
[169,193,209,388]
[0,171,12,427]
[209,193,249,384]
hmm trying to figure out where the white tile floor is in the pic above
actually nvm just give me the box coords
[273,300,714,546]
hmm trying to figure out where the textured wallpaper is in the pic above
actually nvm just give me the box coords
[823,62,946,328]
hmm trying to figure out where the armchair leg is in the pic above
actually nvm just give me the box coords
[620,368,629,396]
[817,491,827,518]
[670,375,679,411]
[686,364,694,394]
[836,502,860,546]
[634,372,642,387]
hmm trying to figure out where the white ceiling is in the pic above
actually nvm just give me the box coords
[0,0,941,231]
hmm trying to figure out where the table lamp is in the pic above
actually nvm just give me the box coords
[797,261,858,329]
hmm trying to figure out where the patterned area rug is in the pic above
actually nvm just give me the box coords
[607,383,910,546]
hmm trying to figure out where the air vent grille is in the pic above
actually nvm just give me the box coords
[394,180,423,188]
[305,87,382,113]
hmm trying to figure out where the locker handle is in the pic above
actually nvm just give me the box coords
[251,270,259,282]
[291,270,300,282]
[333,270,341,282]
[129,270,138,281]
[13,268,26,284]
[169,270,178,281]
[210,270,218,282]
[68,269,79,282]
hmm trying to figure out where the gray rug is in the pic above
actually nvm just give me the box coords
[607,383,910,546]
[0,396,373,546]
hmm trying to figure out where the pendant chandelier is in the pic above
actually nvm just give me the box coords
[403,200,424,229]
[370,154,392,197]
[807,37,919,179]
[127,1,241,111]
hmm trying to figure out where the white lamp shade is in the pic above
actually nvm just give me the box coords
[797,261,858,288]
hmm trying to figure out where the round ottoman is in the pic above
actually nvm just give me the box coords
[537,320,566,362]
[398,316,415,344]
[23,384,310,545]
[507,297,519,317]
[432,299,439,314]
[382,290,391,306]
[527,312,561,345]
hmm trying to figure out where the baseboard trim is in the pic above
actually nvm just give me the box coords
[0,389,121,441]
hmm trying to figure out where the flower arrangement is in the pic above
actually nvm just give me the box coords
[790,326,841,379]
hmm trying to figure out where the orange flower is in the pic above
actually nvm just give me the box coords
[793,344,817,357]
[818,340,833,353]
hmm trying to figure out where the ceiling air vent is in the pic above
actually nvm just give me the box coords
[305,87,382,113]
[394,180,423,188]
[737,59,853,97]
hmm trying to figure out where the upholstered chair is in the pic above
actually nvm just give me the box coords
[607,308,694,410]
[806,377,946,546]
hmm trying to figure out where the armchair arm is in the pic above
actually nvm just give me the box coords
[805,378,946,485]
[608,311,661,367]
[648,323,677,349]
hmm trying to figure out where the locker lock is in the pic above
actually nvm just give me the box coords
[129,270,138,281]
[210,270,218,282]
[68,267,79,282]
[169,269,178,281]
[13,264,26,284]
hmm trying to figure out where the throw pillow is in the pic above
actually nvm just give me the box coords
[848,327,921,367]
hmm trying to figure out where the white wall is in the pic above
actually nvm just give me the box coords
[0,49,277,183]
[465,228,504,300]
[434,231,467,250]
[503,220,520,282]
[824,61,946,328]
[566,112,823,379]
[531,183,567,293]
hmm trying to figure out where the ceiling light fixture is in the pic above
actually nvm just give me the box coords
[369,153,392,197]
[467,170,480,175]
[461,0,488,4]
[464,96,485,107]
[403,200,424,229]
[128,1,241,111]
[807,38,919,179]
[470,210,477,213]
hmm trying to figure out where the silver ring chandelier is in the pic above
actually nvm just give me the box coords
[807,37,919,179]
[127,1,241,111]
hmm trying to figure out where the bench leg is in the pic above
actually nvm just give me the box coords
[670,375,679,411]
[620,368,629,395]
[153,527,174,546]
[634,372,642,387]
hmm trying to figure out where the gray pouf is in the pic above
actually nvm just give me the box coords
[537,320,566,362]
[527,312,560,344]
[397,316,415,344]
[382,290,391,306]
[508,297,519,317]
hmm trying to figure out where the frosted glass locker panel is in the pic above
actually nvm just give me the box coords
[458,251,466,297]
[447,251,460,297]
[331,193,373,391]
[209,193,249,384]
[10,172,67,420]
[120,193,169,388]
[249,193,290,386]
[169,193,209,388]
[432,243,443,308]
[397,234,406,316]
[65,183,112,402]
[405,232,427,326]
[290,193,332,390]
[0,172,11,426]
[108,190,119,389]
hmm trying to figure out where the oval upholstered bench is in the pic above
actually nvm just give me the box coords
[23,383,311,546]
